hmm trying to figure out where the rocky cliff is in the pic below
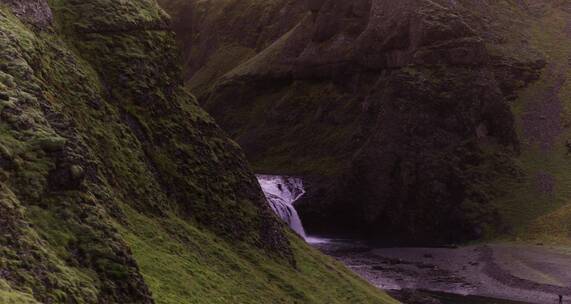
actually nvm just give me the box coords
[0,0,396,303]
[162,0,571,243]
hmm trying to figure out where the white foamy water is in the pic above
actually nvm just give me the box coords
[257,175,307,239]
[305,236,331,244]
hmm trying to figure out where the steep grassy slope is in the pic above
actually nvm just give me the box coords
[122,205,396,304]
[445,1,571,244]
[164,0,571,243]
[0,0,397,303]
[499,1,571,244]
[157,0,307,96]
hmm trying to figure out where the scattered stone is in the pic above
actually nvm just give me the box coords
[372,265,386,271]
[48,163,85,190]
[0,145,14,171]
[389,258,405,265]
[0,144,13,161]
[35,136,66,152]
[69,165,85,181]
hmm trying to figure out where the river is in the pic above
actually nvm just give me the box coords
[257,175,568,304]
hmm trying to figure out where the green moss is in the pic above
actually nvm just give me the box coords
[0,279,40,304]
[0,1,397,303]
[486,3,571,243]
[189,45,257,95]
[49,0,169,32]
[120,204,398,304]
[0,2,406,304]
[157,0,305,89]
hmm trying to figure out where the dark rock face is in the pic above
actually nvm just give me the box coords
[323,67,517,241]
[0,0,52,27]
[306,0,327,13]
[172,0,555,243]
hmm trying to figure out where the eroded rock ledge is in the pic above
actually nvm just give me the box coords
[0,0,52,28]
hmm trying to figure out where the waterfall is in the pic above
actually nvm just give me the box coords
[257,175,307,239]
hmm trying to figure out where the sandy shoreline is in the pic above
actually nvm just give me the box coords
[311,239,571,303]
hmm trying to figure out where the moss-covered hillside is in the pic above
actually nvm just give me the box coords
[162,0,571,244]
[0,0,397,303]
[157,0,308,96]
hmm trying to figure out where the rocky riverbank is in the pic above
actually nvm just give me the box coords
[312,239,571,304]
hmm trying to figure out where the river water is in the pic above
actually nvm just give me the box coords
[257,175,307,238]
[257,175,545,304]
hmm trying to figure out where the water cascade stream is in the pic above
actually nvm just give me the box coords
[257,175,307,239]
